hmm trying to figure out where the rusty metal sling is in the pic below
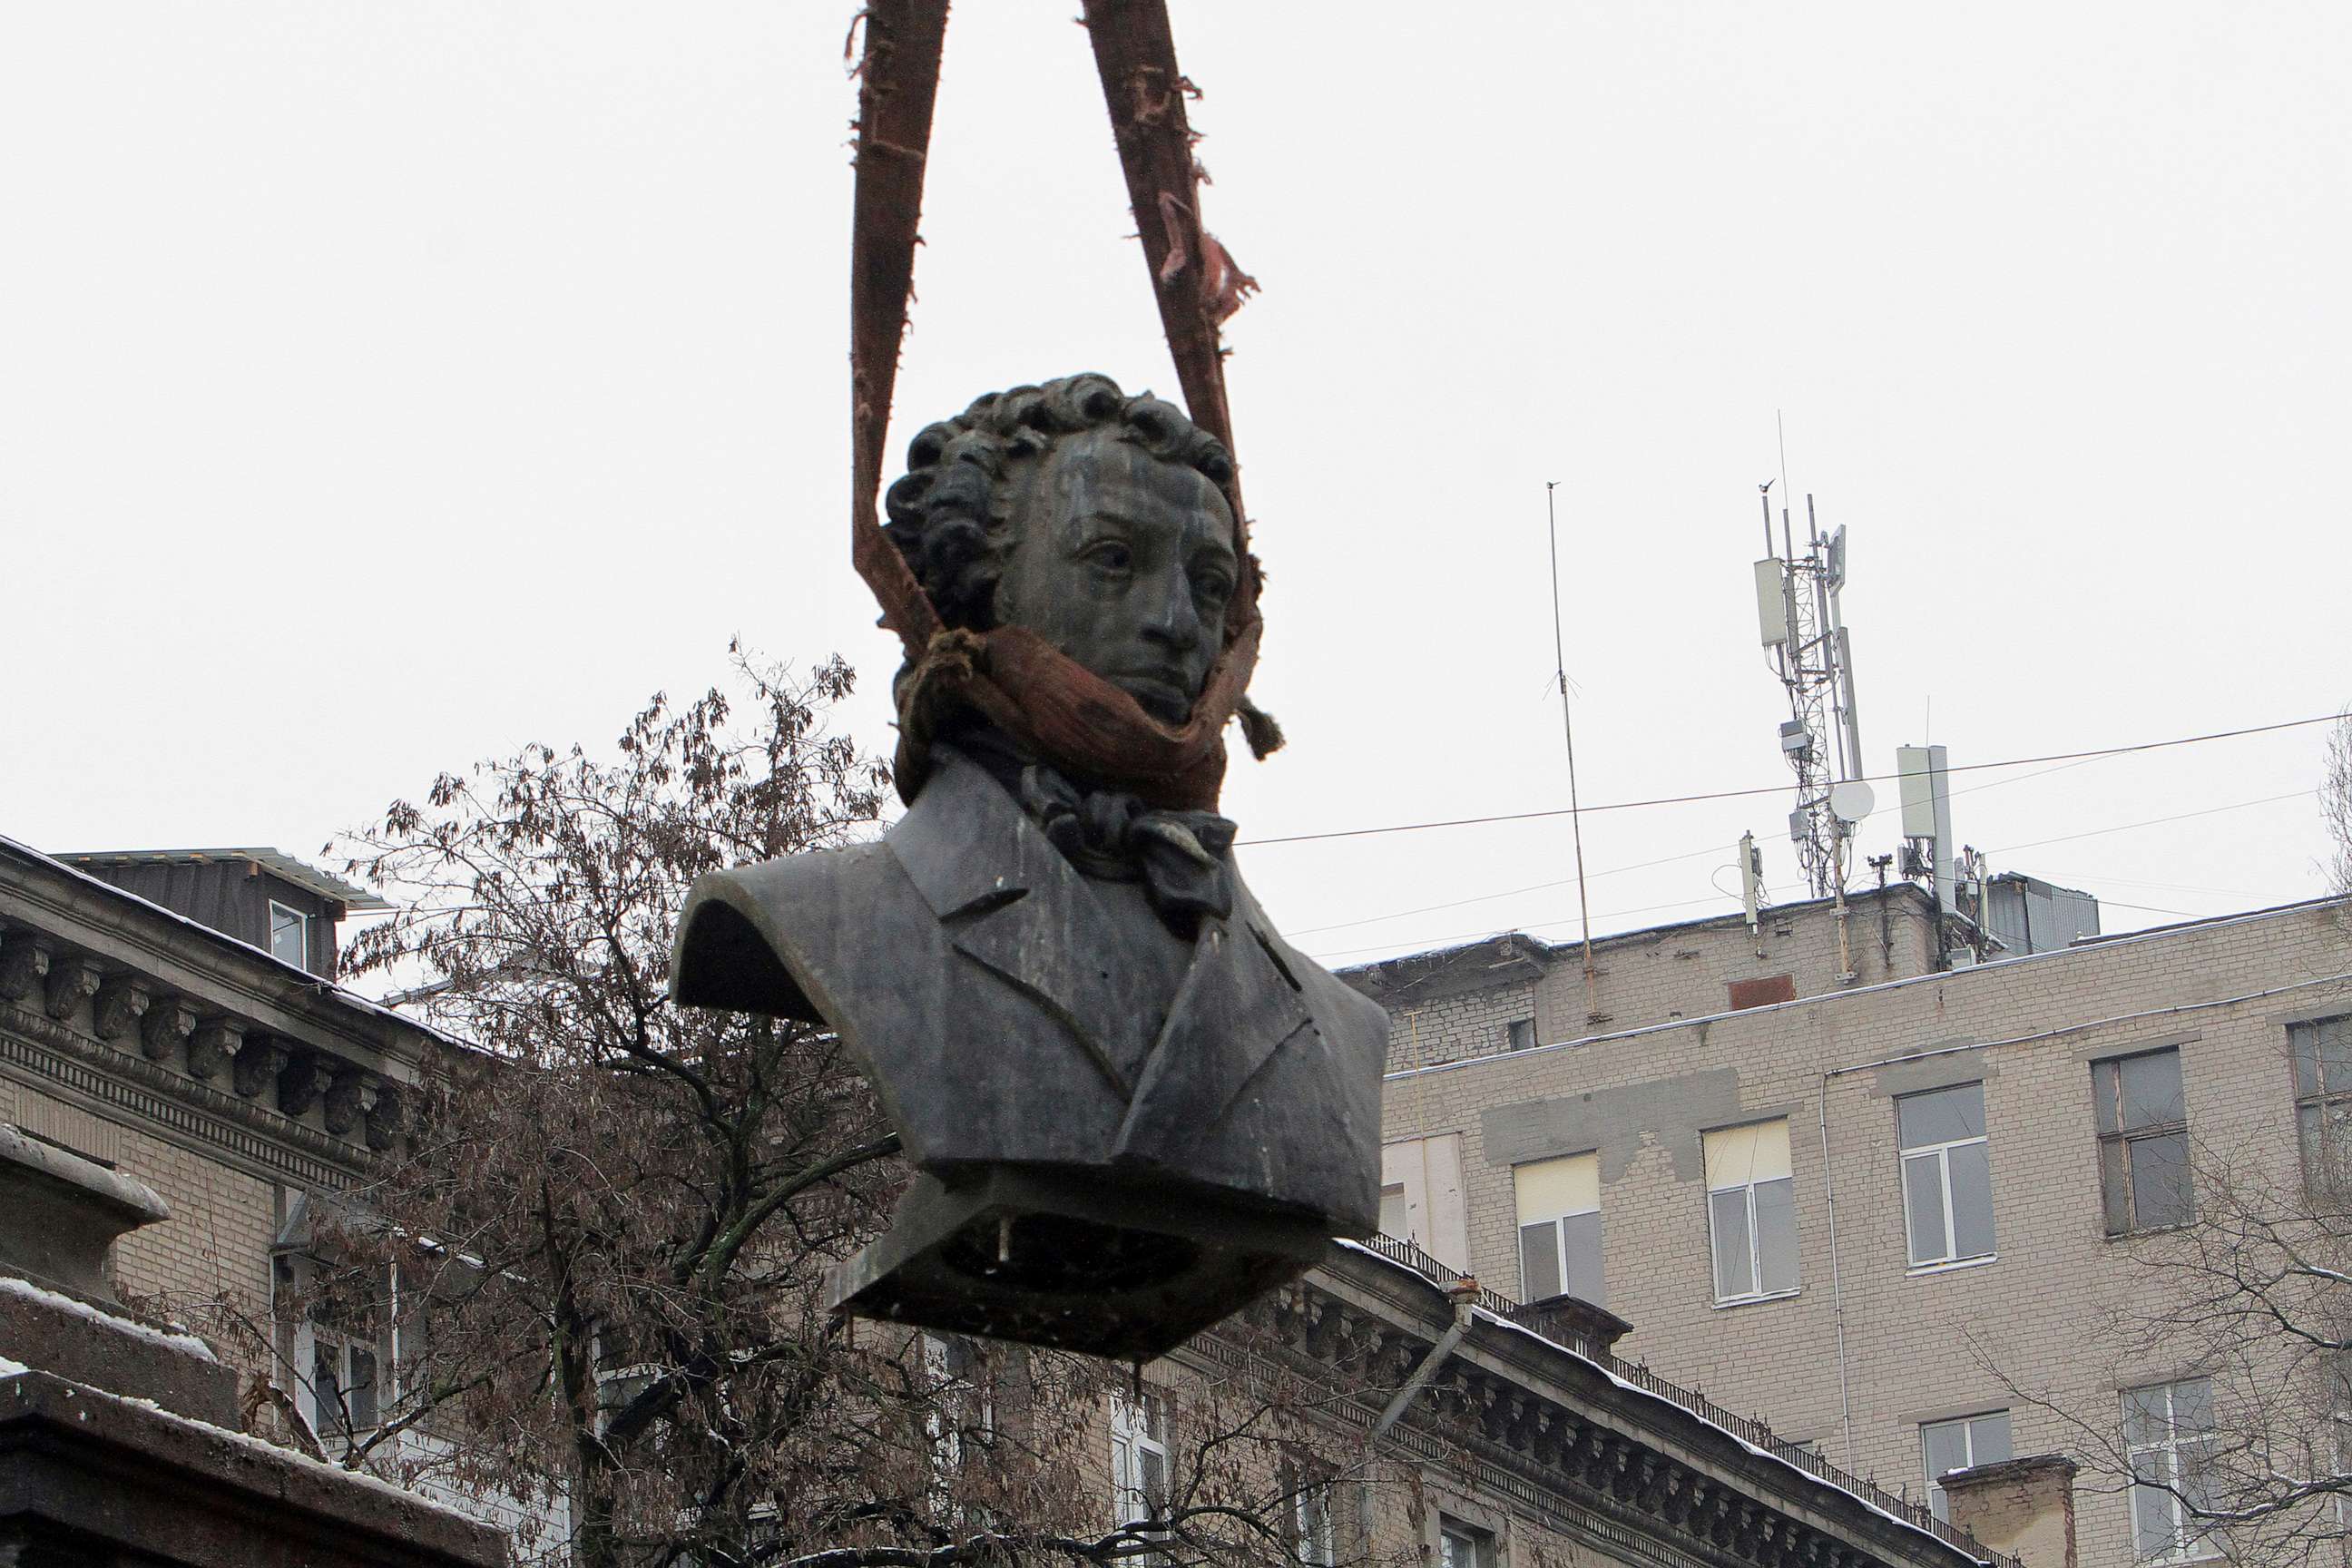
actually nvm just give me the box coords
[846,1,1265,812]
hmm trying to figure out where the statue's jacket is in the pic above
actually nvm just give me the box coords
[672,750,1387,1233]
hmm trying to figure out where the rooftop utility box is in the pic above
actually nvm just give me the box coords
[1979,872,2101,956]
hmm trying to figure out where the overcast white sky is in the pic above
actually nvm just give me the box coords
[4,4,2347,980]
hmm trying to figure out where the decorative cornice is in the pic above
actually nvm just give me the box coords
[364,1084,403,1153]
[141,998,196,1063]
[44,955,103,1021]
[233,1036,289,1101]
[0,844,439,1081]
[0,867,420,1173]
[1230,1256,1995,1568]
[1,1003,369,1189]
[1186,1311,1734,1568]
[93,977,151,1044]
[322,1067,375,1136]
[187,1018,244,1083]
[0,932,52,1004]
[278,1052,334,1118]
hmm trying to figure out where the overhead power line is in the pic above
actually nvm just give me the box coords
[1240,711,2339,848]
[1306,894,1730,963]
[1287,843,1727,939]
[1985,790,2306,855]
[1300,785,2318,964]
[1287,736,2123,943]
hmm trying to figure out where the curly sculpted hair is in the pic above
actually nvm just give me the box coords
[881,373,1237,633]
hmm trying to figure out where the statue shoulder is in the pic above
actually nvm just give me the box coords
[669,842,916,1023]
[1231,877,1389,1063]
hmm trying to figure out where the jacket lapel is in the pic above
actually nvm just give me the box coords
[1113,886,1316,1162]
[887,753,1145,1100]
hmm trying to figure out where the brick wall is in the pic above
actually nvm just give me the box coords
[1387,978,1538,1072]
[1361,890,1941,1074]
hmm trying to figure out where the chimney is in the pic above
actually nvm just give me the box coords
[1940,1455,2078,1568]
[1522,1291,1635,1360]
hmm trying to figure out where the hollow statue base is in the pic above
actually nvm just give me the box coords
[827,1165,1333,1362]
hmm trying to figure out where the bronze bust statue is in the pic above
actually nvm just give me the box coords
[671,375,1386,1357]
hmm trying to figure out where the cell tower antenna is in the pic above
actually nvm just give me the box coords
[1545,481,1599,1023]
[1746,458,1868,902]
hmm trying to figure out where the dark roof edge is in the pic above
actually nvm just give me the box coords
[0,833,454,1059]
[54,847,393,912]
[1340,884,1936,994]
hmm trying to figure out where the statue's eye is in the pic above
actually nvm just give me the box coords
[1083,540,1133,574]
[1192,570,1234,608]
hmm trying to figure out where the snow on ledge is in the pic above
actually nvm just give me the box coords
[0,1275,220,1363]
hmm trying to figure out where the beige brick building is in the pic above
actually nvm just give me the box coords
[1353,888,2352,1568]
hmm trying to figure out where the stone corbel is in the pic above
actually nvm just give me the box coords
[322,1067,377,1136]
[141,998,198,1063]
[0,933,54,1003]
[186,1018,245,1082]
[232,1036,289,1100]
[277,1052,335,1118]
[364,1083,403,1152]
[43,955,103,1022]
[93,977,152,1043]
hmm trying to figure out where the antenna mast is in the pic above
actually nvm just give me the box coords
[1750,479,1867,900]
[1545,482,1599,1022]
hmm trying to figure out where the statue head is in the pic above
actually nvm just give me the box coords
[884,375,1240,726]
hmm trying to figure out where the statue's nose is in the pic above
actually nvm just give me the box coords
[1141,565,1202,651]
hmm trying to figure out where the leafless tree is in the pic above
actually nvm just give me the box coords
[240,645,1396,1568]
[1984,1130,2352,1568]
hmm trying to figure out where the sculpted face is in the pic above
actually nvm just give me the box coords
[994,426,1239,724]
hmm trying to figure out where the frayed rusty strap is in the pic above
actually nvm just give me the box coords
[849,0,1268,811]
[895,622,1261,813]
[848,0,949,658]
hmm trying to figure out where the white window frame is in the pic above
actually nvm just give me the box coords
[921,1333,962,1493]
[1898,1083,1995,1269]
[1919,1410,2011,1522]
[920,1333,995,1523]
[1513,1153,1603,1306]
[1110,1388,1170,1534]
[309,1320,380,1445]
[290,1253,396,1449]
[269,899,309,968]
[1439,1515,1498,1568]
[1703,1121,1798,1305]
[2124,1378,2218,1562]
[1289,1475,1336,1566]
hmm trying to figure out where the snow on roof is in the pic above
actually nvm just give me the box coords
[55,846,393,911]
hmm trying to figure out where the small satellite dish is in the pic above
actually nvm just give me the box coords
[1828,780,1876,825]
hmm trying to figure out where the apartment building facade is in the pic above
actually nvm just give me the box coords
[1354,890,2352,1568]
[0,837,567,1549]
[4,831,2051,1568]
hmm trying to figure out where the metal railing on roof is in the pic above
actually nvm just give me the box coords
[1345,1232,2018,1568]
